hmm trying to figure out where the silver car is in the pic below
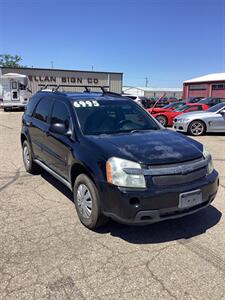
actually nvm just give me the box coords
[173,103,225,136]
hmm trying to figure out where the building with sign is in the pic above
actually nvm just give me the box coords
[123,86,182,99]
[0,67,123,94]
[183,73,225,99]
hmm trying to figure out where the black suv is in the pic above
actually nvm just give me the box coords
[21,88,219,229]
[199,97,225,107]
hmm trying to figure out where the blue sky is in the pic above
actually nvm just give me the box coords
[0,0,224,88]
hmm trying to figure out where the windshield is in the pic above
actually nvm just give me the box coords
[73,99,160,135]
[199,97,211,104]
[163,103,176,109]
[174,104,191,112]
[208,103,225,112]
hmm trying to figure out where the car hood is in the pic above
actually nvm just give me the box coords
[176,111,215,119]
[87,129,203,165]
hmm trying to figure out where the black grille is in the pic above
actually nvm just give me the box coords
[152,167,207,186]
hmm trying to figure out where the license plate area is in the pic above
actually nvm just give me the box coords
[179,189,202,209]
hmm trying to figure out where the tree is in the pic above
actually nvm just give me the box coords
[0,54,24,67]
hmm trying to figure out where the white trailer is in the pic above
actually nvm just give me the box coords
[0,73,31,111]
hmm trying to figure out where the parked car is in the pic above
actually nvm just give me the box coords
[152,103,209,127]
[167,97,179,103]
[122,94,148,107]
[21,88,219,229]
[198,97,225,107]
[147,101,186,114]
[173,103,225,136]
[186,97,204,103]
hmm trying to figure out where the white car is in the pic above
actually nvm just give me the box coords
[173,103,225,136]
[122,94,146,107]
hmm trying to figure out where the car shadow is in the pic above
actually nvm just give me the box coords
[40,170,222,244]
[97,205,222,244]
[41,171,74,203]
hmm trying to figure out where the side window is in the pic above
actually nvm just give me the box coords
[187,106,198,112]
[197,106,203,111]
[26,95,41,116]
[33,97,52,122]
[50,100,70,129]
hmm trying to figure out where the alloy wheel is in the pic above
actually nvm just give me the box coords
[190,121,204,136]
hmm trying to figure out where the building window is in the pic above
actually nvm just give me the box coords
[189,84,207,90]
[212,84,225,90]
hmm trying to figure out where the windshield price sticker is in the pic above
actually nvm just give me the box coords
[74,100,100,108]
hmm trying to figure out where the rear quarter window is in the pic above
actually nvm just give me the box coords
[25,94,42,116]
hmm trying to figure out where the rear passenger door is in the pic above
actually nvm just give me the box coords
[29,96,53,162]
[47,99,72,179]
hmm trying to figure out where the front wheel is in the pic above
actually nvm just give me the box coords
[73,174,108,230]
[188,120,206,136]
[155,115,168,127]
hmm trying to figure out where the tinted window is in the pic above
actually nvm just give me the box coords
[187,106,199,112]
[74,99,159,135]
[175,105,191,112]
[26,94,42,116]
[51,100,70,129]
[208,103,225,112]
[33,97,52,122]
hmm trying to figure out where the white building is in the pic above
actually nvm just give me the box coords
[123,86,182,98]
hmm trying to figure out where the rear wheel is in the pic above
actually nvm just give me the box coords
[74,174,108,230]
[22,140,40,174]
[156,115,168,127]
[188,120,206,136]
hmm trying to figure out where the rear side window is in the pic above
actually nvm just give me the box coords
[26,95,42,116]
[50,100,70,129]
[33,97,52,123]
[188,106,199,111]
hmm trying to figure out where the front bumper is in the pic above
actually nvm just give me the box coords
[173,120,189,132]
[99,170,219,225]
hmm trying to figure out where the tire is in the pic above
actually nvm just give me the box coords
[3,107,8,112]
[73,174,108,230]
[188,120,206,136]
[22,140,40,174]
[156,115,168,127]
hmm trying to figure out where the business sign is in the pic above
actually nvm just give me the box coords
[28,75,99,84]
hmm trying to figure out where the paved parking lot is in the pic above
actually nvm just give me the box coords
[0,110,225,300]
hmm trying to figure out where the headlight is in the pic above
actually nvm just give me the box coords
[106,157,146,188]
[203,147,214,174]
[176,119,184,123]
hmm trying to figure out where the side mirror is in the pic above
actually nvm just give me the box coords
[220,109,225,114]
[50,123,67,135]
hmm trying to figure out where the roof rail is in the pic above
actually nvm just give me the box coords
[38,84,111,93]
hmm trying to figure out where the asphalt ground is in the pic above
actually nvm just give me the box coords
[0,110,225,300]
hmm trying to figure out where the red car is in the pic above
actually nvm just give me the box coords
[147,102,185,114]
[152,103,209,127]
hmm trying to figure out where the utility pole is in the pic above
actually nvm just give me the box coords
[145,77,149,87]
[51,61,54,69]
[91,65,94,71]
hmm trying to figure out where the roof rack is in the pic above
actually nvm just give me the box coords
[37,84,122,96]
